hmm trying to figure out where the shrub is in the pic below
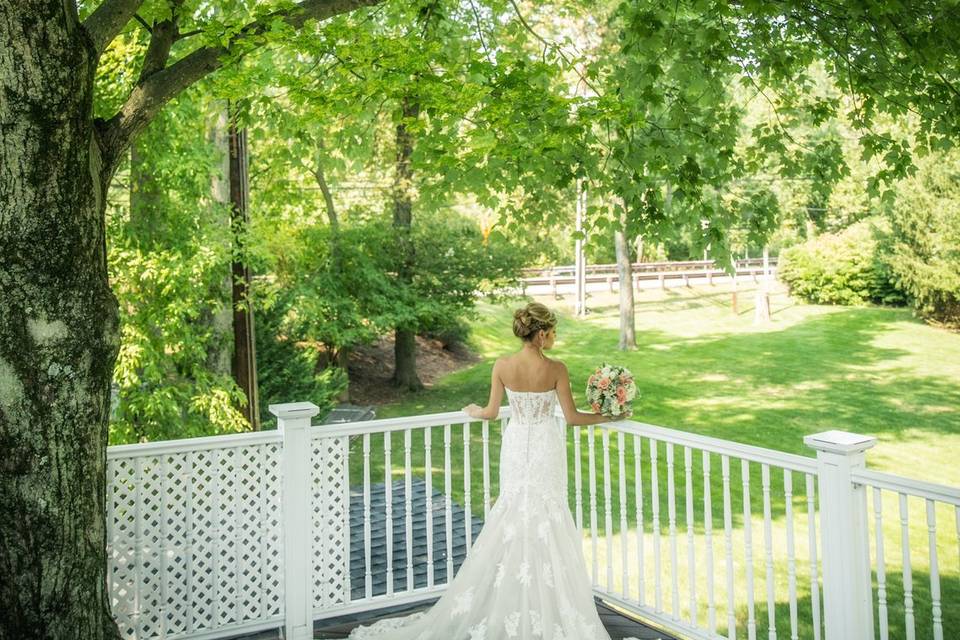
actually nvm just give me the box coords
[254,286,348,430]
[778,218,904,306]
[884,150,960,328]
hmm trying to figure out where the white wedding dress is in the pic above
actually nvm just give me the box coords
[348,388,616,640]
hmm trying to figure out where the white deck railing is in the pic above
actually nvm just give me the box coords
[105,403,959,640]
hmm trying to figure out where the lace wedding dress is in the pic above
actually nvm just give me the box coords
[348,389,619,640]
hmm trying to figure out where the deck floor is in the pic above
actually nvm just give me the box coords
[237,597,677,639]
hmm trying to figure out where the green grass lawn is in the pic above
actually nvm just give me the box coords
[348,281,960,639]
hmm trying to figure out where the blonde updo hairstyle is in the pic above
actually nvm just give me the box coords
[512,302,558,342]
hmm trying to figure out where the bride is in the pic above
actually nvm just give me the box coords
[349,302,623,639]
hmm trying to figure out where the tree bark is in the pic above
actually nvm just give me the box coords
[615,216,636,351]
[0,0,376,636]
[391,97,423,390]
[0,3,121,638]
[228,109,260,429]
[205,104,234,377]
[313,141,339,234]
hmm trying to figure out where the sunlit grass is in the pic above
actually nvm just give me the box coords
[357,281,960,639]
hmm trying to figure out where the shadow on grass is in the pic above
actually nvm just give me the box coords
[364,302,959,538]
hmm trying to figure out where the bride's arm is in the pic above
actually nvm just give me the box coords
[555,361,614,426]
[462,360,506,420]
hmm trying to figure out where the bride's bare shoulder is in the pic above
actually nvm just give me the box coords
[545,357,569,375]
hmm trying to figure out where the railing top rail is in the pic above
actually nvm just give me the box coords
[851,467,960,506]
[107,429,282,460]
[311,407,513,438]
[601,418,819,474]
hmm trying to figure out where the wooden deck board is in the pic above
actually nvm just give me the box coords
[233,597,678,639]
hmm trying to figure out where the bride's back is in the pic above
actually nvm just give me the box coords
[497,350,558,392]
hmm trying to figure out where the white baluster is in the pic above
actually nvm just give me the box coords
[685,446,696,627]
[603,428,614,590]
[805,474,821,640]
[384,431,393,596]
[482,420,490,518]
[650,439,662,613]
[362,433,372,599]
[463,422,472,552]
[574,426,583,532]
[667,443,679,619]
[703,451,716,634]
[618,431,628,599]
[873,487,888,640]
[425,427,434,588]
[634,434,645,607]
[444,424,453,583]
[900,493,915,640]
[784,470,798,640]
[742,459,757,640]
[762,464,776,640]
[404,429,413,592]
[722,455,736,640]
[589,425,599,586]
[926,500,943,640]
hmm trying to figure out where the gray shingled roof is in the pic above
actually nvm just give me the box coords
[348,478,484,599]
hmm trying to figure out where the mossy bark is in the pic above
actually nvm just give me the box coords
[0,0,376,635]
[0,1,121,637]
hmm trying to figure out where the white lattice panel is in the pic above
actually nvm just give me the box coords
[107,442,283,639]
[311,436,351,610]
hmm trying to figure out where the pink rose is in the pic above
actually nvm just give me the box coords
[591,402,601,412]
[598,377,610,390]
[616,386,627,403]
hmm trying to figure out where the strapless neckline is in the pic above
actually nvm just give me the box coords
[504,387,556,395]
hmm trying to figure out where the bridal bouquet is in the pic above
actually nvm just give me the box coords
[586,363,638,418]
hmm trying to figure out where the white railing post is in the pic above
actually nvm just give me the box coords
[804,430,876,640]
[271,402,319,640]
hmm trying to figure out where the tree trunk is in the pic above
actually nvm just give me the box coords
[1,0,377,636]
[227,108,260,429]
[391,97,423,391]
[205,103,234,377]
[0,4,121,637]
[313,140,339,234]
[310,143,351,400]
[615,219,636,351]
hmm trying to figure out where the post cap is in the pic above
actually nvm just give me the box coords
[269,402,320,420]
[803,430,876,454]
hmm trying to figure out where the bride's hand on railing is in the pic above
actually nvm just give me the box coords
[462,403,483,419]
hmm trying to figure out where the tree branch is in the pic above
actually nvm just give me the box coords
[138,2,184,84]
[96,0,381,179]
[83,0,147,56]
